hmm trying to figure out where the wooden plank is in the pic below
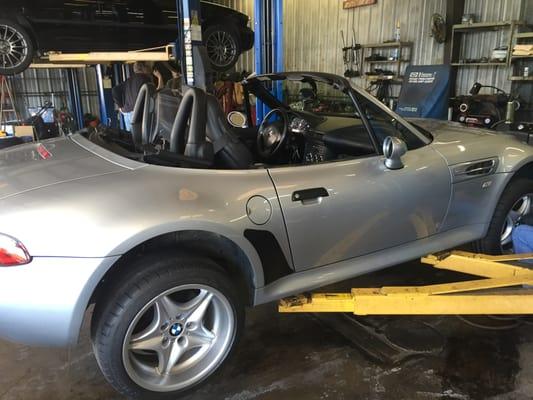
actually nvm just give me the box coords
[516,32,533,39]
[49,51,171,63]
[451,62,508,66]
[452,20,519,32]
[29,63,89,69]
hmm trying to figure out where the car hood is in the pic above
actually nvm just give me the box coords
[410,118,531,166]
[0,136,128,200]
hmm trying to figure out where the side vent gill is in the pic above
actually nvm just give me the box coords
[452,158,498,183]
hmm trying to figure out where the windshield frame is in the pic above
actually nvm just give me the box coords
[243,72,432,153]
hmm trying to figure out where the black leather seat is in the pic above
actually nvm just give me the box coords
[130,83,156,149]
[151,88,182,143]
[148,87,253,169]
[169,87,213,163]
[205,93,253,169]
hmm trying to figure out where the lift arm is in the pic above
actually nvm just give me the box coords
[47,45,175,64]
[279,251,533,315]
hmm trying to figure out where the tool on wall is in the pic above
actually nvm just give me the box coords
[430,13,446,44]
[340,29,361,78]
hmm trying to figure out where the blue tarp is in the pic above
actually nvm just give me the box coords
[396,65,451,119]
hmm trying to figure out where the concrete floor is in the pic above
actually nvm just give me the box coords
[1,261,533,400]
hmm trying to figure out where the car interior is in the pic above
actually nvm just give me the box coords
[83,74,428,170]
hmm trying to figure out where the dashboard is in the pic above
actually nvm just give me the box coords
[287,112,376,164]
[289,116,330,163]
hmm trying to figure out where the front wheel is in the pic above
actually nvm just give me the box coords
[0,19,34,75]
[204,24,242,71]
[476,178,533,254]
[91,253,244,399]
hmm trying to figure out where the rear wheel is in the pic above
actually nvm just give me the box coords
[476,178,533,254]
[91,253,244,399]
[204,24,241,71]
[0,19,34,75]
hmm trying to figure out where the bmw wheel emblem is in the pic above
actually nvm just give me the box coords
[169,323,183,337]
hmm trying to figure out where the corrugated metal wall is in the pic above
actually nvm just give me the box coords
[281,0,528,96]
[217,0,529,98]
[9,67,99,122]
[283,0,446,96]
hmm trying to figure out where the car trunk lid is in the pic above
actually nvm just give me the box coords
[0,136,128,200]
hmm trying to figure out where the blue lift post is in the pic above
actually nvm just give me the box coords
[112,64,127,130]
[96,64,110,125]
[67,69,84,130]
[254,0,283,125]
[91,64,121,130]
[87,0,210,132]
[176,0,212,91]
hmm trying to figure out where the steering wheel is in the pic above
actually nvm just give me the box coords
[256,108,289,158]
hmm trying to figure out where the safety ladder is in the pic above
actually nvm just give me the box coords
[0,75,21,134]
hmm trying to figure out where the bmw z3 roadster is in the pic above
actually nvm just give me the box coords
[0,72,532,398]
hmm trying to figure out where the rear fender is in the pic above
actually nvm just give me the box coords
[107,220,265,288]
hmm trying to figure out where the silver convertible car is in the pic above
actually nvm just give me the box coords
[1,72,533,398]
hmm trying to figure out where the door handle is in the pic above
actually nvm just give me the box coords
[292,187,329,202]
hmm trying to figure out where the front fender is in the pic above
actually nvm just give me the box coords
[500,152,533,174]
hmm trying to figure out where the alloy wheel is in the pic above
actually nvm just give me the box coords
[501,194,533,252]
[206,30,237,68]
[122,284,235,392]
[0,25,28,70]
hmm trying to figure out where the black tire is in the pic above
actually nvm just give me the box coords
[476,178,533,254]
[204,24,242,72]
[91,252,244,399]
[0,19,34,75]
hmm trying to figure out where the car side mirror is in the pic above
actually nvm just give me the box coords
[383,136,407,170]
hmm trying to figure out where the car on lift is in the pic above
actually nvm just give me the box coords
[1,72,533,398]
[0,0,254,74]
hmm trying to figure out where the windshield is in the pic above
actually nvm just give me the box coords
[258,78,357,117]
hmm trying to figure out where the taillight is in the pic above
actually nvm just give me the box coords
[0,234,31,266]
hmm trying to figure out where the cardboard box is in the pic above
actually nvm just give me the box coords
[14,125,35,139]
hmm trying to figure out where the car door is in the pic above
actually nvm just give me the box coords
[123,0,176,50]
[269,94,452,271]
[26,1,112,52]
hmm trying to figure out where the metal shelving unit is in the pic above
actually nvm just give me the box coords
[361,41,412,84]
[509,31,533,81]
[509,76,533,81]
[449,20,524,67]
[451,62,507,67]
